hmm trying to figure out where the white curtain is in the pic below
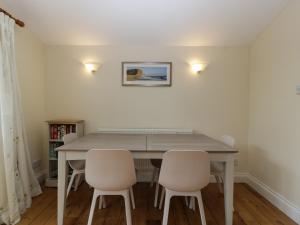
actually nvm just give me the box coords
[0,13,42,225]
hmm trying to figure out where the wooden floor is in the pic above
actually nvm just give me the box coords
[18,183,297,225]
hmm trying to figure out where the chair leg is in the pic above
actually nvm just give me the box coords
[154,180,160,207]
[123,190,132,225]
[185,196,189,207]
[130,186,135,209]
[162,189,172,225]
[66,172,77,197]
[99,195,106,209]
[87,191,98,225]
[189,197,193,209]
[159,188,165,210]
[196,191,207,225]
[192,197,196,211]
[216,175,224,193]
[220,176,224,194]
[189,197,196,211]
[150,167,156,187]
[74,172,82,192]
[99,195,103,209]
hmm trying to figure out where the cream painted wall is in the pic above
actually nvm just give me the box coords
[249,0,300,207]
[45,46,249,172]
[15,27,46,164]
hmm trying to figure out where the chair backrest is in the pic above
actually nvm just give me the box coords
[221,135,235,148]
[85,149,137,191]
[159,150,210,192]
[63,133,78,144]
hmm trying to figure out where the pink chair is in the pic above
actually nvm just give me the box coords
[85,149,137,225]
[159,150,210,225]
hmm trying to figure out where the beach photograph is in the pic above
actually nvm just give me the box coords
[122,62,172,86]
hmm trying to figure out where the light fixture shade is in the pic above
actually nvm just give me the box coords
[192,63,207,73]
[84,63,100,73]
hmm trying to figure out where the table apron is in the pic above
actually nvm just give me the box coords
[65,151,234,162]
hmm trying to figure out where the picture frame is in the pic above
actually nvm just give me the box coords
[122,62,172,87]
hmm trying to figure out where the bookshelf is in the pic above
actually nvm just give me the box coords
[45,119,84,187]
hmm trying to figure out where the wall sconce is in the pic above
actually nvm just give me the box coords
[191,63,207,74]
[84,63,100,73]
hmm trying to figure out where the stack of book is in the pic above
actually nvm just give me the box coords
[49,124,76,140]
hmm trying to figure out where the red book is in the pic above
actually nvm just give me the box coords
[54,125,58,139]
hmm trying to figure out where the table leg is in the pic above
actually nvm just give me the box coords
[58,151,68,225]
[224,156,234,225]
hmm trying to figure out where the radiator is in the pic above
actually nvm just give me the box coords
[97,127,193,134]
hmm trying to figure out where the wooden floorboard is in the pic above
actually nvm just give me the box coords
[17,183,297,225]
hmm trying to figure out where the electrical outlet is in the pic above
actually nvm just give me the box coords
[234,159,238,167]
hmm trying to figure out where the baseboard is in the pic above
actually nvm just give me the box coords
[246,173,300,224]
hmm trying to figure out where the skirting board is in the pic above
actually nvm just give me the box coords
[137,170,300,224]
[246,174,300,224]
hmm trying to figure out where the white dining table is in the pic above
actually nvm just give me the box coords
[56,133,237,225]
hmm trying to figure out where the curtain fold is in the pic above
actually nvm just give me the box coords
[0,13,42,225]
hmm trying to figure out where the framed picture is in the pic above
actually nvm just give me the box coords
[122,62,172,86]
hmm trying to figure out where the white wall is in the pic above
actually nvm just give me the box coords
[15,27,46,164]
[45,46,249,172]
[249,0,300,207]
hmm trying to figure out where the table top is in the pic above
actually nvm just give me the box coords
[57,133,237,153]
[147,134,236,153]
[57,133,147,151]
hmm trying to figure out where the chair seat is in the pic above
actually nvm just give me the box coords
[69,160,85,170]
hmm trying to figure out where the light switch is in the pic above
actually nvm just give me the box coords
[297,85,300,95]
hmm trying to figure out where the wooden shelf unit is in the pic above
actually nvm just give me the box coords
[45,119,84,187]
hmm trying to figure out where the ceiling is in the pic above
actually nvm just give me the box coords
[1,0,290,46]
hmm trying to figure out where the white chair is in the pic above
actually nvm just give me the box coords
[85,149,137,225]
[63,133,85,197]
[211,135,235,193]
[159,150,210,225]
[150,159,162,207]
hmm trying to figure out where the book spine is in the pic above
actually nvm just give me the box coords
[53,125,58,139]
[62,125,65,137]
